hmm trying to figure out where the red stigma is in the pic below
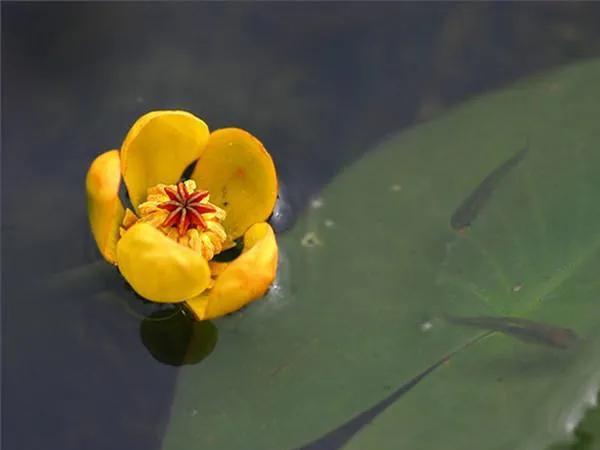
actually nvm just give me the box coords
[157,182,216,235]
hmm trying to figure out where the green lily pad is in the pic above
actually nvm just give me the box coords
[162,59,600,450]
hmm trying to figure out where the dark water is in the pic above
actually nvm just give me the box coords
[3,3,600,450]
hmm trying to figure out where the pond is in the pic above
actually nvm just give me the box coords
[3,3,600,450]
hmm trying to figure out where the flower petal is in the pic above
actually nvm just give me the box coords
[191,128,277,240]
[86,150,125,264]
[187,222,278,320]
[120,111,210,210]
[117,223,211,303]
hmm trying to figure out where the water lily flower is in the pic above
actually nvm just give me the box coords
[86,111,278,320]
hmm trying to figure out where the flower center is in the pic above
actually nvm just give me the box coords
[158,182,216,236]
[127,180,229,261]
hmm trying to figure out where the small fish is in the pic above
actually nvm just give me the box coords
[444,314,579,349]
[450,145,529,232]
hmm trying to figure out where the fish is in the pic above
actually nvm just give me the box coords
[443,314,579,349]
[450,145,529,232]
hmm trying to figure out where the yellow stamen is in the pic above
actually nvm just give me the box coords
[125,179,228,260]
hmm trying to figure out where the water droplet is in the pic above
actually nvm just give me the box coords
[269,181,295,232]
[310,198,324,209]
[301,232,322,248]
[421,321,433,331]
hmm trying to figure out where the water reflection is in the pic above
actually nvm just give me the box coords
[53,270,221,367]
[140,309,218,367]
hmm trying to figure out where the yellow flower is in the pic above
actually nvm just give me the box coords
[85,111,279,320]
